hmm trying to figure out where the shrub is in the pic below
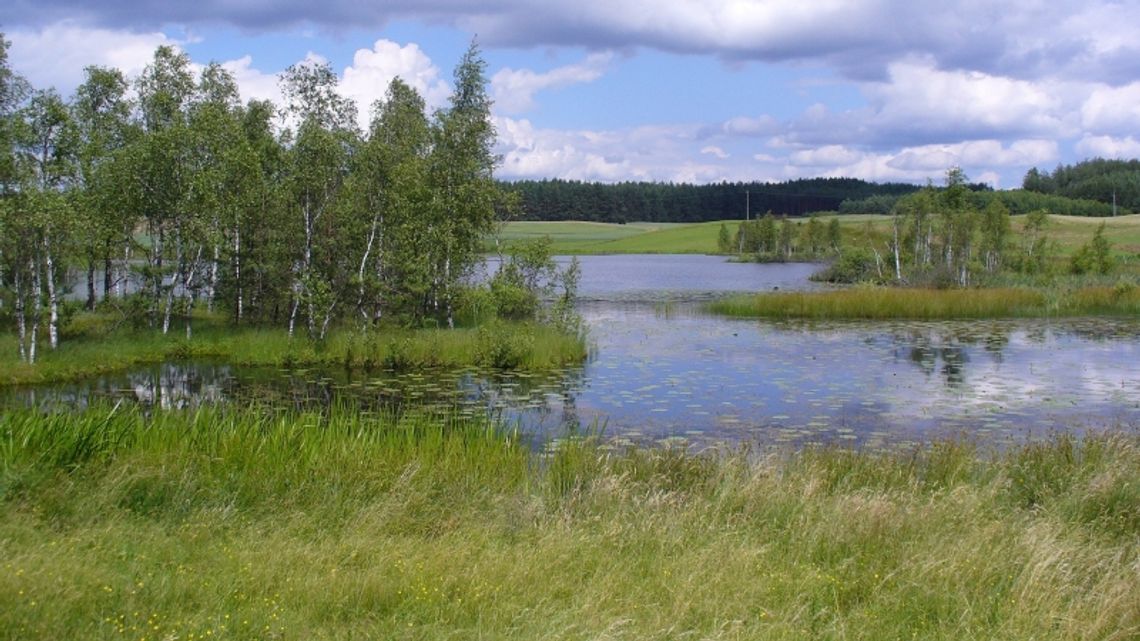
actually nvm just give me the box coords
[475,322,534,369]
[812,248,880,283]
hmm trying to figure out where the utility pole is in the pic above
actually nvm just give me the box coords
[738,189,751,254]
[1113,190,1117,217]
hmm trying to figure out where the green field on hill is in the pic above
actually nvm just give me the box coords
[495,214,1140,258]
[493,220,721,254]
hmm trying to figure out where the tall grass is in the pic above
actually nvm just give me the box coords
[0,320,588,386]
[2,405,1137,640]
[710,285,1140,319]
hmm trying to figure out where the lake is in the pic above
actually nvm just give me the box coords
[13,255,1140,449]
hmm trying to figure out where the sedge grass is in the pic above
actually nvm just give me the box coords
[0,320,587,387]
[2,405,1138,640]
[709,285,1140,320]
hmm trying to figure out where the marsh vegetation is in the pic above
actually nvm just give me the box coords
[3,405,1137,639]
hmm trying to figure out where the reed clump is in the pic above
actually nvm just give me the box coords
[2,405,1137,640]
[709,285,1140,319]
[0,321,588,386]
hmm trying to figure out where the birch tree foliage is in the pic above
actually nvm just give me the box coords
[73,66,135,307]
[0,38,36,362]
[9,89,81,359]
[344,78,433,325]
[430,40,500,328]
[228,99,288,324]
[279,58,360,339]
[0,36,558,349]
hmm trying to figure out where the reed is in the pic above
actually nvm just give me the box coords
[2,405,1137,640]
[0,321,588,386]
[709,285,1140,319]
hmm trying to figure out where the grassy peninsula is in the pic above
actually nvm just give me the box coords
[0,316,587,387]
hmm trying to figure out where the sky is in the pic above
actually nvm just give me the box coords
[3,1,1140,189]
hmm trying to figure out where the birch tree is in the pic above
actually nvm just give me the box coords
[15,89,80,354]
[346,78,432,326]
[429,41,499,328]
[73,65,134,308]
[279,59,358,339]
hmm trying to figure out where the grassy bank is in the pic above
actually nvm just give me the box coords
[2,406,1137,639]
[709,285,1140,320]
[0,319,587,386]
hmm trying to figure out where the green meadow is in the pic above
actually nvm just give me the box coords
[494,220,724,254]
[497,214,1140,259]
[2,406,1137,640]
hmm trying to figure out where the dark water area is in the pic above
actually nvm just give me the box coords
[14,256,1140,449]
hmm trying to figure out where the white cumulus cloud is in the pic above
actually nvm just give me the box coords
[491,52,613,114]
[7,21,177,94]
[1075,135,1140,160]
[340,39,451,130]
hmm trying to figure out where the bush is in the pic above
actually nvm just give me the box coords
[1070,223,1114,275]
[475,322,534,369]
[812,248,880,283]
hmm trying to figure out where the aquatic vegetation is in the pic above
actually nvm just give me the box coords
[0,321,588,387]
[709,286,1140,319]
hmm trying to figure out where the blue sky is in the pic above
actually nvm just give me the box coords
[4,1,1140,188]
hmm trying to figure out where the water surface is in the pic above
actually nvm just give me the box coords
[15,256,1140,449]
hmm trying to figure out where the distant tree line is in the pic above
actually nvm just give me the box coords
[503,178,920,222]
[0,35,555,363]
[1023,158,1140,212]
[839,188,1124,218]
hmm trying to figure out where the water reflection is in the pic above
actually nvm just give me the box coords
[18,257,1140,449]
[8,363,235,411]
[7,311,1139,449]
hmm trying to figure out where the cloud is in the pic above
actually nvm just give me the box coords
[885,140,1058,172]
[7,21,177,94]
[700,145,729,159]
[218,55,282,105]
[491,52,612,114]
[719,115,780,137]
[10,2,1140,84]
[340,39,451,129]
[865,60,1066,141]
[794,139,1057,188]
[1080,82,1140,137]
[1075,135,1140,160]
[495,117,756,183]
[730,60,1080,155]
[788,145,860,167]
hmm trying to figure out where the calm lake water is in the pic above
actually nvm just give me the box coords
[13,255,1140,449]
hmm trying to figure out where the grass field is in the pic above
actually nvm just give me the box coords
[2,405,1137,640]
[495,214,1140,258]
[494,220,723,254]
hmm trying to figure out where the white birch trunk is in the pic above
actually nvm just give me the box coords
[162,230,182,335]
[233,226,243,323]
[207,242,219,312]
[14,268,27,363]
[44,236,59,350]
[892,216,902,281]
[357,212,380,323]
[30,252,42,364]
